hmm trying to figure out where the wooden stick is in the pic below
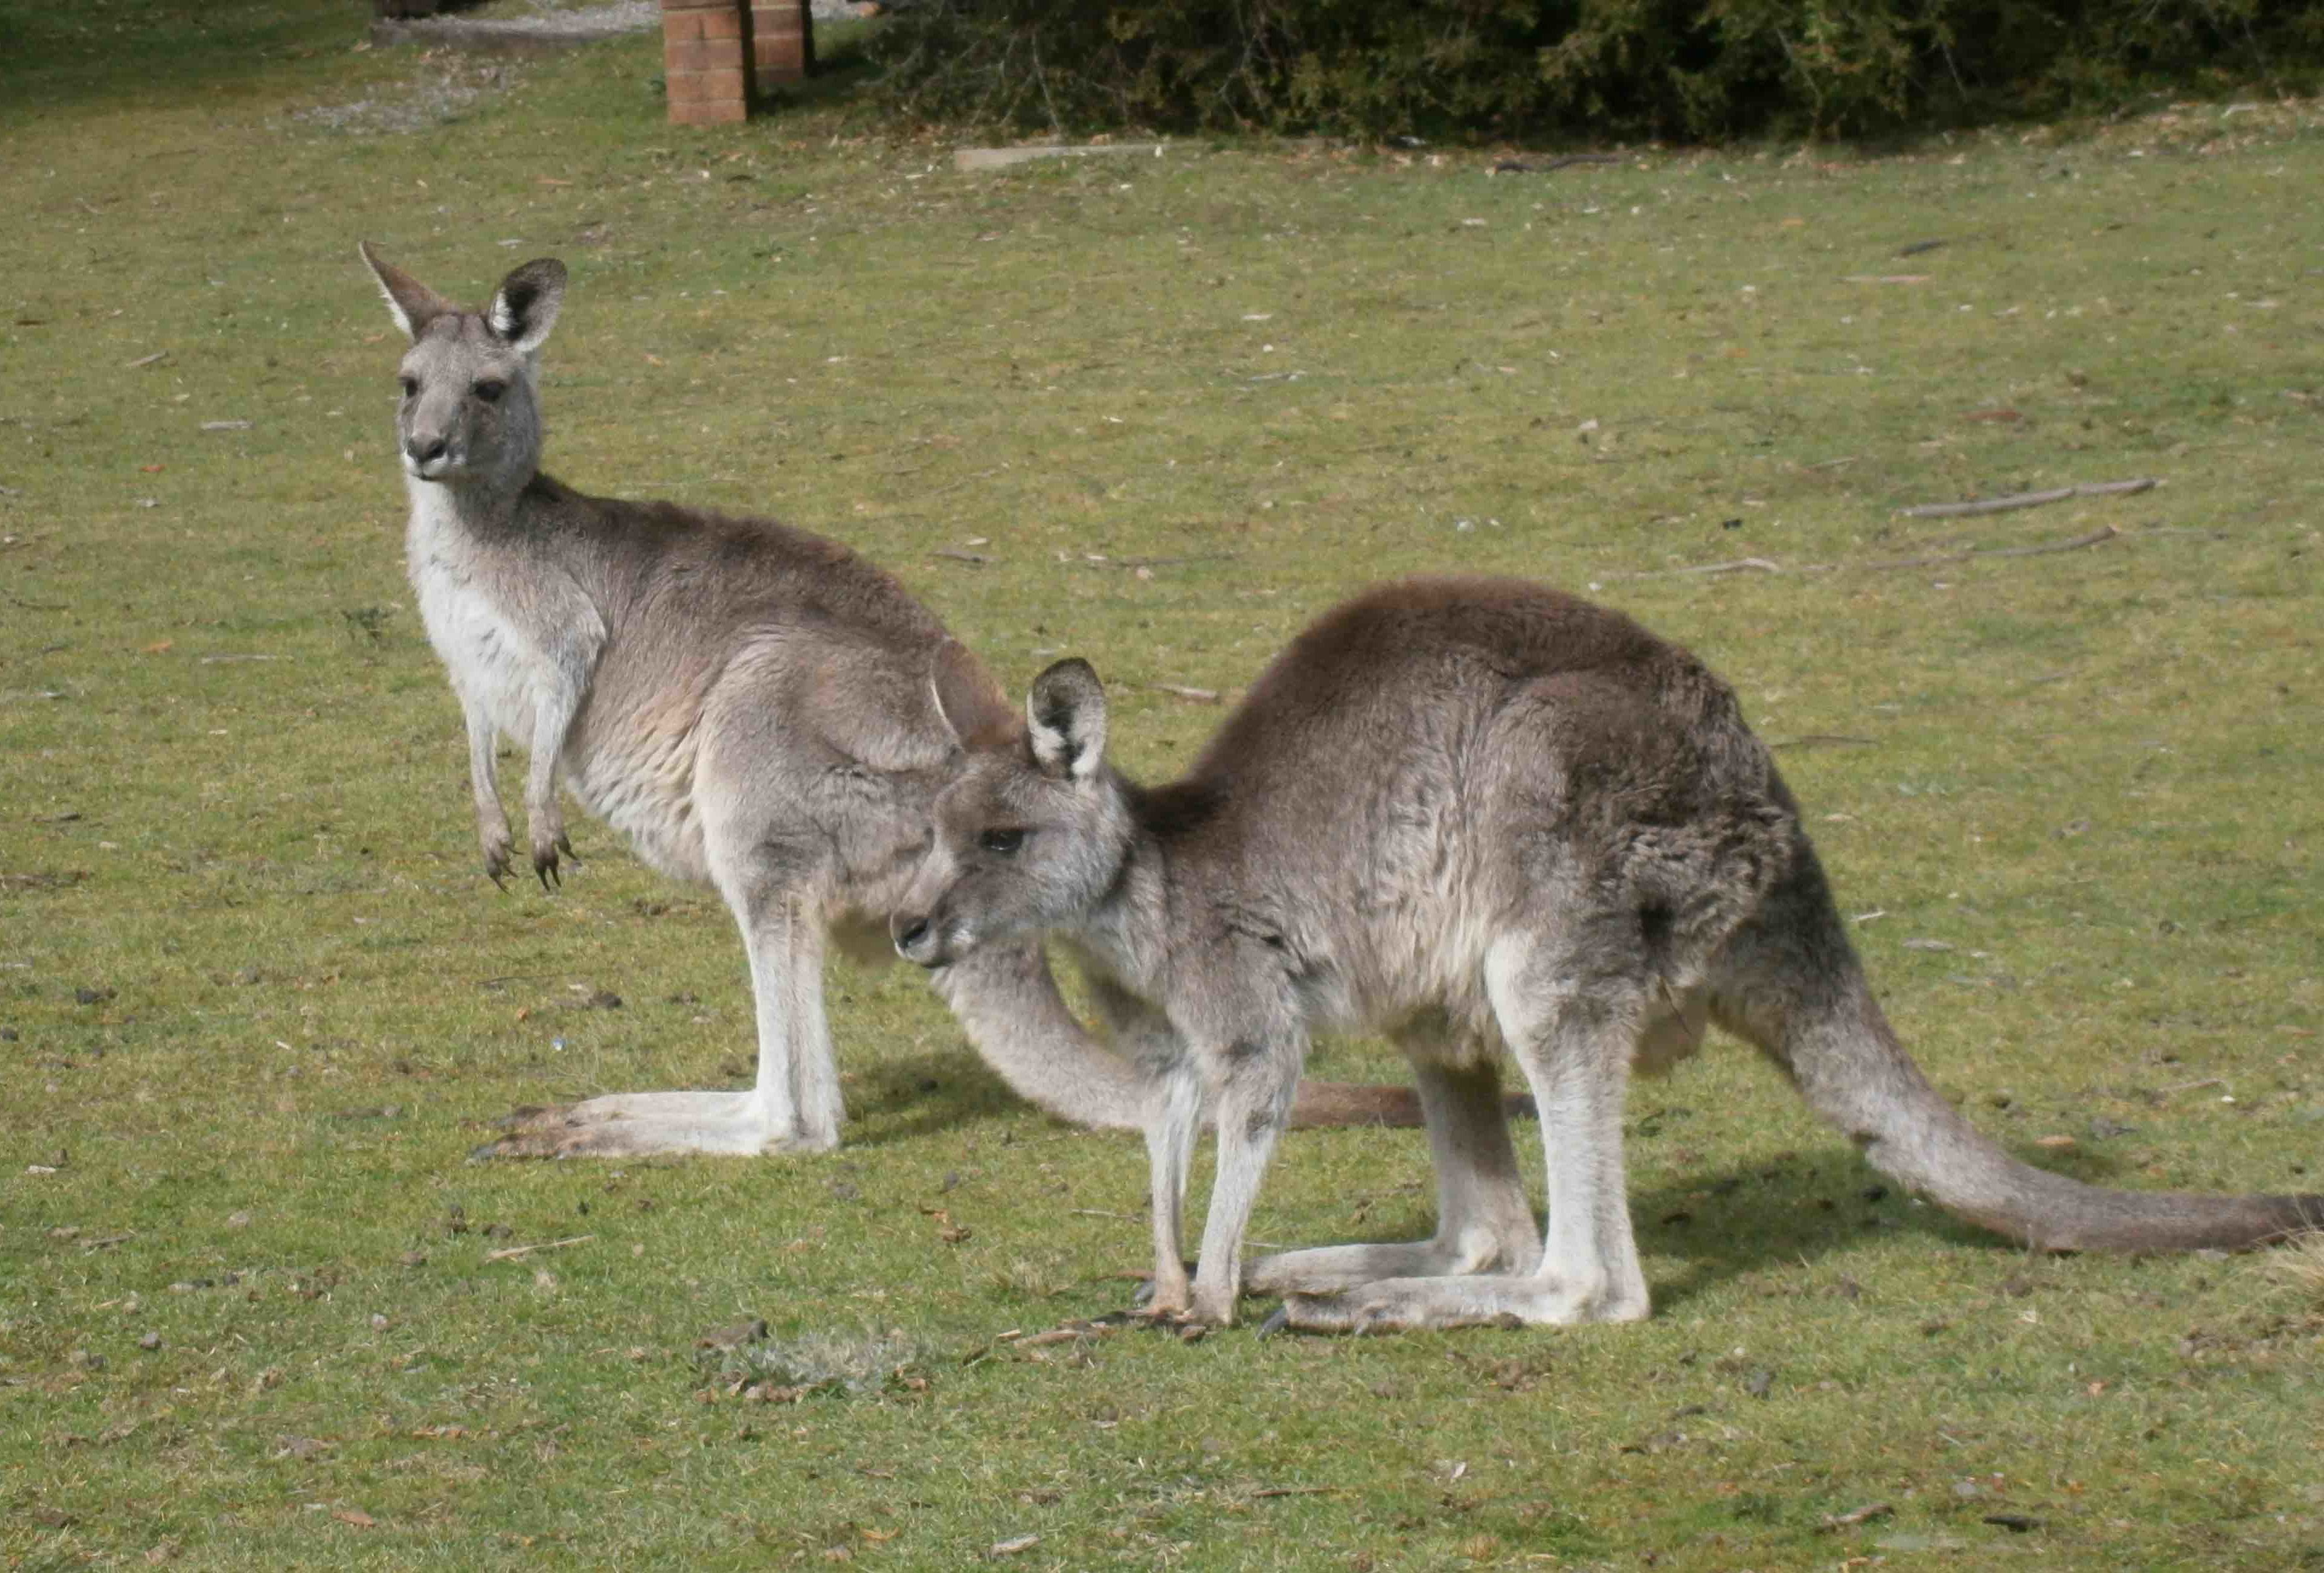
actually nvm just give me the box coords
[483,1234,594,1263]
[1605,524,2120,581]
[1080,552,1240,570]
[1857,524,2119,571]
[1898,478,2157,519]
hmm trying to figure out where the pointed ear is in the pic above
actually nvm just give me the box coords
[359,240,453,341]
[1026,658,1106,782]
[487,258,567,355]
[929,639,1018,750]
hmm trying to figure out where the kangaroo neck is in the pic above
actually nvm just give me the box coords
[1074,803,1178,1002]
[403,463,548,543]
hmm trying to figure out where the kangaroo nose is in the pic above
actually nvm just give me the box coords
[406,435,448,467]
[891,915,930,958]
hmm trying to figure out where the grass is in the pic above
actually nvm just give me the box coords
[4,4,2323,1567]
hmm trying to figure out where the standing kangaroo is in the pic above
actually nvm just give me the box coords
[361,245,1423,1157]
[891,576,2320,1330]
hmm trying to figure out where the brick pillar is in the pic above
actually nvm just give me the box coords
[663,0,750,126]
[750,0,814,87]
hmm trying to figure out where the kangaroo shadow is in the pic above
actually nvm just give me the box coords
[1622,1144,2107,1312]
[845,1051,2154,1307]
[842,1044,1071,1147]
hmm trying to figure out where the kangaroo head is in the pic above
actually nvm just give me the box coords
[359,242,565,492]
[893,658,1134,968]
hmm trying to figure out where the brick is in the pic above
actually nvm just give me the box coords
[667,37,741,72]
[669,97,748,125]
[750,0,813,80]
[660,10,701,40]
[698,7,745,39]
[675,66,745,98]
[666,68,743,102]
[753,50,804,82]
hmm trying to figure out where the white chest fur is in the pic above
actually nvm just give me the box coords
[404,485,546,743]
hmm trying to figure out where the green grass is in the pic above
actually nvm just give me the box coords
[5,5,2323,1567]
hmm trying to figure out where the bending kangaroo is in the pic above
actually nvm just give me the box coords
[360,245,1424,1156]
[892,576,2321,1330]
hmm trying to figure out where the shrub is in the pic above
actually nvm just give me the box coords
[864,0,2324,141]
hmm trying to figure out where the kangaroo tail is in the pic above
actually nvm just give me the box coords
[932,944,1535,1133]
[1289,1082,1538,1129]
[1712,832,2323,1253]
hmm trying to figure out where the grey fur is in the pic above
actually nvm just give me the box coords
[893,576,2322,1330]
[359,246,1428,1156]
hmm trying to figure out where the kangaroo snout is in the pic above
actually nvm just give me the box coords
[405,433,452,477]
[891,912,946,968]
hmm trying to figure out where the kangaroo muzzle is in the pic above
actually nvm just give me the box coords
[891,911,946,967]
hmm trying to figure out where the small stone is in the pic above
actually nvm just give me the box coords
[226,1211,252,1229]
[138,1331,162,1351]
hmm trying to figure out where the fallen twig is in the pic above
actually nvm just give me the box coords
[1818,1502,1895,1532]
[1080,552,1239,571]
[1664,555,1766,574]
[1770,735,1878,750]
[1493,153,1624,173]
[483,1234,594,1263]
[1857,524,2119,571]
[931,548,994,565]
[1249,1485,1347,1499]
[1898,478,2156,519]
[1149,684,1221,704]
[1603,524,2121,581]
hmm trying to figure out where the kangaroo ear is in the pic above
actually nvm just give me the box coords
[1026,658,1106,781]
[359,241,454,341]
[928,639,1017,750]
[487,258,567,355]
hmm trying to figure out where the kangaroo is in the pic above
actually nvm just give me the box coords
[891,575,2322,1330]
[359,245,1428,1157]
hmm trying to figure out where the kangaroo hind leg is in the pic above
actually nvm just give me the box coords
[1249,1047,1537,1299]
[478,832,841,1158]
[1279,934,1651,1331]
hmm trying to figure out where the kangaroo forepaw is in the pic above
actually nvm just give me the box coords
[530,827,576,890]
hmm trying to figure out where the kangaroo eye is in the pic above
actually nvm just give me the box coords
[473,379,507,404]
[977,828,1026,856]
[398,376,418,399]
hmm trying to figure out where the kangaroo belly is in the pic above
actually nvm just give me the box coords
[568,727,708,883]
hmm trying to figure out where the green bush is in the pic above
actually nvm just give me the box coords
[864,0,2324,140]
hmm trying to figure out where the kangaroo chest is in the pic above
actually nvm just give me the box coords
[405,492,556,741]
